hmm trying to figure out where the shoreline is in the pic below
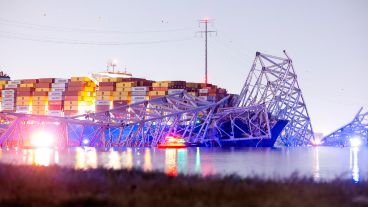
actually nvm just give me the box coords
[0,164,367,207]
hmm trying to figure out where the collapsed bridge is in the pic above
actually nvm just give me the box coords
[0,51,314,148]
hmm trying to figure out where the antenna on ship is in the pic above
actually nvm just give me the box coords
[197,17,217,86]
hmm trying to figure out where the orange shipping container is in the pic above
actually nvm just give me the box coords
[99,86,115,91]
[32,100,48,106]
[35,88,51,92]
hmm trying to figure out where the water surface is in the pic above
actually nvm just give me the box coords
[0,147,367,182]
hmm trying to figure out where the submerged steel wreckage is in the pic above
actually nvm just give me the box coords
[0,51,316,148]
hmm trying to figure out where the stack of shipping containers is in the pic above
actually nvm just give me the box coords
[16,79,36,114]
[0,75,227,115]
[167,81,186,95]
[2,80,19,112]
[95,77,117,112]
[149,81,170,99]
[185,82,199,97]
[113,80,134,108]
[131,85,150,104]
[33,78,53,115]
[198,85,217,102]
[64,77,95,116]
[48,79,68,117]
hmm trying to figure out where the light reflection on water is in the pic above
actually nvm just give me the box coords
[0,147,367,181]
[350,147,360,183]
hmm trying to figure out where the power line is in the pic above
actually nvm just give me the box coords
[0,18,195,34]
[0,30,194,46]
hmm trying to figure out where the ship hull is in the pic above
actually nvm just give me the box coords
[217,120,289,147]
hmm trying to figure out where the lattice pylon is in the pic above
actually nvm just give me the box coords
[235,51,315,146]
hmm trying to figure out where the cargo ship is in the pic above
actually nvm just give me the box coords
[0,70,228,116]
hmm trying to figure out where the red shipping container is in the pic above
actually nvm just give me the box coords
[152,87,168,91]
[95,106,110,111]
[48,105,63,110]
[99,82,116,87]
[67,86,84,91]
[99,86,115,91]
[33,91,48,96]
[48,100,64,105]
[64,96,80,101]
[18,87,34,92]
[38,78,55,83]
[35,83,51,88]
[17,91,33,96]
[64,110,79,116]
[64,91,80,96]
[21,79,39,84]
[68,81,85,87]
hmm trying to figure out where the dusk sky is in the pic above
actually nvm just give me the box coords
[0,0,367,134]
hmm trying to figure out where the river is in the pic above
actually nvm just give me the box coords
[0,146,367,182]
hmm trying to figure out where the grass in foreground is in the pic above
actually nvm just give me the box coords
[0,164,367,207]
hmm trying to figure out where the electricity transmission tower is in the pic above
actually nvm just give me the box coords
[197,18,216,85]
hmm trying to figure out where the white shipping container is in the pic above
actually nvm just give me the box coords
[198,96,208,101]
[16,110,29,114]
[95,100,110,105]
[131,87,149,92]
[168,89,185,95]
[8,80,21,84]
[51,88,66,92]
[2,101,15,106]
[16,106,31,111]
[131,96,148,101]
[5,84,18,89]
[131,100,143,104]
[48,110,64,117]
[2,90,15,95]
[131,91,147,96]
[54,79,68,84]
[198,89,209,94]
[2,106,15,110]
[2,94,15,98]
[2,97,15,102]
[48,91,64,96]
[198,96,215,101]
[48,96,64,101]
[51,83,67,88]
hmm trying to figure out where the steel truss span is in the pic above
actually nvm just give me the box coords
[322,108,368,146]
[235,51,314,146]
[0,92,272,148]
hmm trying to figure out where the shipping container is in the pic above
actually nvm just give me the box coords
[95,100,110,105]
[48,110,64,117]
[116,82,136,88]
[54,79,68,84]
[38,78,54,83]
[5,84,18,89]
